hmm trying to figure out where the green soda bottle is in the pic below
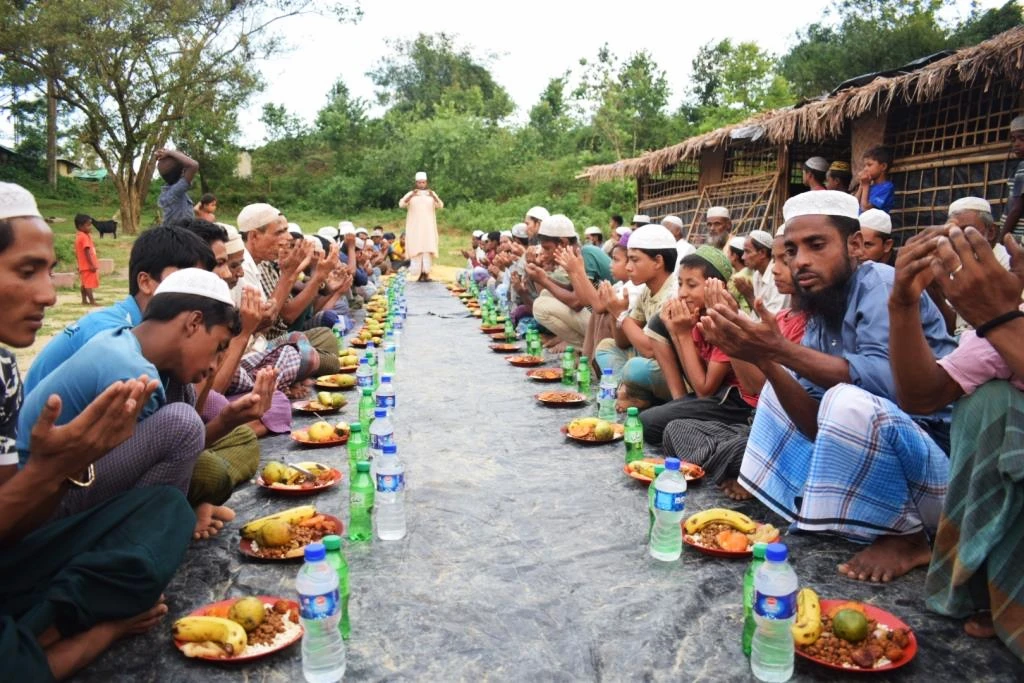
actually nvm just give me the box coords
[322,535,351,640]
[743,543,769,656]
[366,342,379,390]
[561,346,576,386]
[504,318,516,343]
[577,355,591,395]
[646,463,666,541]
[358,388,375,434]
[349,461,374,543]
[347,422,367,469]
[624,407,644,464]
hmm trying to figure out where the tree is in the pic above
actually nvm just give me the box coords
[0,0,360,233]
[368,33,514,123]
[315,78,369,155]
[526,73,574,153]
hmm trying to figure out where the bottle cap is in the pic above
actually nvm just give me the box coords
[752,542,768,559]
[362,388,373,396]
[304,542,326,562]
[664,457,680,471]
[566,346,575,353]
[383,444,397,455]
[579,355,589,362]
[627,406,638,416]
[322,535,341,551]
[765,542,788,562]
[374,408,387,418]
[356,461,370,472]
[366,342,375,349]
[349,422,361,432]
[603,368,613,375]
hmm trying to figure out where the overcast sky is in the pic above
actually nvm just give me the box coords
[236,0,997,146]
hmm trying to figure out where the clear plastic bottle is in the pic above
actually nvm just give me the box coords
[297,542,346,682]
[648,458,686,561]
[598,369,617,421]
[577,355,591,395]
[355,357,373,392]
[374,443,407,540]
[383,339,397,375]
[751,543,797,682]
[368,407,394,461]
[365,341,379,389]
[375,375,395,417]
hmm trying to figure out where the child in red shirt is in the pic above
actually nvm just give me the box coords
[74,213,99,305]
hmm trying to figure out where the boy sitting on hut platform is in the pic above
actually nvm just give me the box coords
[857,145,895,214]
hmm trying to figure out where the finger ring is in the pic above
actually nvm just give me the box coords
[950,263,964,277]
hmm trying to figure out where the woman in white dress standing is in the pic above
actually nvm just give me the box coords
[399,171,443,282]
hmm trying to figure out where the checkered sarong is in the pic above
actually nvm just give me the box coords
[739,382,949,543]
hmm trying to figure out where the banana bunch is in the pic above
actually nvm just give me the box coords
[173,616,247,658]
[240,505,316,539]
[683,508,757,535]
[791,588,823,645]
[627,460,659,479]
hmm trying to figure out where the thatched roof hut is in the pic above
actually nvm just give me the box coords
[583,26,1024,242]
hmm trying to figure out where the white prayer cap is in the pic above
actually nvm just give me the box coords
[727,236,747,251]
[305,234,324,253]
[748,230,774,249]
[154,267,234,306]
[1010,115,1024,132]
[219,223,244,253]
[472,230,485,238]
[661,215,684,229]
[415,171,427,181]
[627,224,676,250]
[584,226,603,236]
[615,226,632,237]
[775,225,786,237]
[372,227,384,236]
[707,206,731,220]
[538,214,577,239]
[783,190,860,224]
[526,206,550,222]
[317,226,339,241]
[287,222,303,237]
[355,237,366,250]
[355,226,368,236]
[500,230,513,239]
[948,196,992,216]
[0,182,41,220]
[511,223,529,239]
[858,208,892,234]
[804,156,829,173]
[236,203,281,233]
[337,221,355,236]
[631,213,650,224]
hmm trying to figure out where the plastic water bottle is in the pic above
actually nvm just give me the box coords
[383,340,397,374]
[561,346,576,386]
[348,461,374,543]
[347,422,367,469]
[365,342,379,389]
[624,407,644,464]
[358,388,374,435]
[598,369,617,421]
[355,357,373,391]
[297,543,346,682]
[375,375,395,417]
[646,463,666,541]
[368,408,394,460]
[577,356,591,394]
[751,543,798,682]
[648,458,686,561]
[375,443,407,540]
[743,543,769,657]
[322,535,350,640]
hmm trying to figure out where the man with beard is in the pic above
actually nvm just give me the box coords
[699,191,956,583]
[706,206,732,250]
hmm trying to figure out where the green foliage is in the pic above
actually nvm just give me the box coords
[52,234,76,269]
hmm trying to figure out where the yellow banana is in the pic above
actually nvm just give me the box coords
[628,461,658,479]
[172,616,247,657]
[240,505,316,539]
[683,508,757,534]
[791,588,823,646]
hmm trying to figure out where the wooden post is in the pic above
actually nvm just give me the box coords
[46,76,57,189]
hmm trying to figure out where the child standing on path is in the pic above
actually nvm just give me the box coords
[75,213,99,305]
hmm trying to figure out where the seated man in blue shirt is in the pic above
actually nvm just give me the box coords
[701,191,956,584]
[19,268,242,540]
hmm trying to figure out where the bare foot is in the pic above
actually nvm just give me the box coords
[836,531,931,583]
[964,612,996,639]
[193,503,236,540]
[719,479,752,501]
[283,381,311,400]
[545,339,568,354]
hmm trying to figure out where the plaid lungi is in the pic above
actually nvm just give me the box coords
[739,382,949,543]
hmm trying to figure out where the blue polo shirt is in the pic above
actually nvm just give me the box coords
[17,327,166,462]
[24,296,144,395]
[866,180,895,213]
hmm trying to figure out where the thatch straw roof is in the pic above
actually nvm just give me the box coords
[583,25,1024,182]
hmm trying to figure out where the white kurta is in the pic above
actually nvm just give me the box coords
[399,189,443,258]
[752,266,790,315]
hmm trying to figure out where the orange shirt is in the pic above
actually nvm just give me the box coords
[75,230,96,272]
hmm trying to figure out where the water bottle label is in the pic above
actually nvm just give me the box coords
[370,432,394,451]
[599,386,616,401]
[299,589,339,620]
[357,375,373,389]
[376,395,396,408]
[376,472,405,493]
[754,590,796,620]
[654,490,685,512]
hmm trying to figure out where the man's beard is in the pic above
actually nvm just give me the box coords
[793,260,853,330]
[710,231,728,249]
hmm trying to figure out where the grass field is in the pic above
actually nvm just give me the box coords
[12,195,469,369]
